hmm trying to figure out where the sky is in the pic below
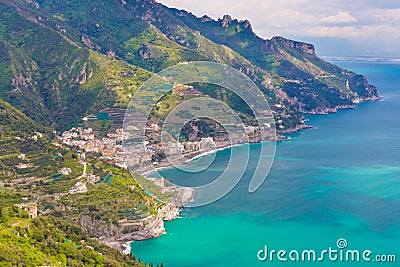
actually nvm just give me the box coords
[158,0,400,58]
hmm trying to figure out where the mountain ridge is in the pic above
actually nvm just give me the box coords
[0,0,379,132]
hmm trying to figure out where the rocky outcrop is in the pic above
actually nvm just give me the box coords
[260,40,277,54]
[78,215,123,238]
[138,44,152,59]
[301,104,356,115]
[81,36,93,49]
[241,19,252,30]
[272,36,316,55]
[348,74,380,100]
[129,217,166,241]
[201,15,213,23]
[216,15,253,32]
[162,204,180,221]
[120,204,179,241]
[85,203,181,252]
[278,123,312,134]
[220,15,232,27]
[174,187,195,207]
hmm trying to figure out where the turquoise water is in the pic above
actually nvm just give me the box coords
[131,62,400,267]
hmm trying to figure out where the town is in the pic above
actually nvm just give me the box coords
[59,115,266,175]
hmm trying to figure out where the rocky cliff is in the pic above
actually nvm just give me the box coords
[271,36,316,55]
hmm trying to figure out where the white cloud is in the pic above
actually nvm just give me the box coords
[358,8,400,25]
[302,25,399,39]
[321,11,357,24]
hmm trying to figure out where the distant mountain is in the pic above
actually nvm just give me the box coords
[0,0,379,132]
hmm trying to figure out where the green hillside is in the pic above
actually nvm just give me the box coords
[0,98,49,136]
[0,101,163,267]
[0,209,147,267]
[0,0,379,131]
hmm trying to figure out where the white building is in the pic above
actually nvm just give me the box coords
[165,142,184,155]
[59,167,72,176]
[199,137,216,149]
[86,175,100,184]
[69,181,87,194]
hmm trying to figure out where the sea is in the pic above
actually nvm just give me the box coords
[131,61,400,267]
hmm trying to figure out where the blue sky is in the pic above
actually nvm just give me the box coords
[158,0,400,57]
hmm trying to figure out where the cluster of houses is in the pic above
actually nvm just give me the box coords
[59,111,268,172]
[165,137,216,155]
[60,122,241,172]
[60,127,127,167]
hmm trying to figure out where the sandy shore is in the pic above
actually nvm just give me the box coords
[140,142,242,177]
[140,165,171,177]
[186,143,242,162]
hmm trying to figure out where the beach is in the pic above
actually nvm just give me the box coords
[140,141,264,177]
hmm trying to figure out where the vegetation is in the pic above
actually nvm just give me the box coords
[0,207,148,267]
[0,0,380,266]
[0,98,164,266]
[57,158,167,221]
[0,0,378,132]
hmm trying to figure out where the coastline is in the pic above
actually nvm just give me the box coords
[100,98,383,253]
[115,142,256,252]
[139,142,245,177]
[186,143,245,162]
[140,165,171,177]
[111,98,382,254]
[100,203,182,252]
